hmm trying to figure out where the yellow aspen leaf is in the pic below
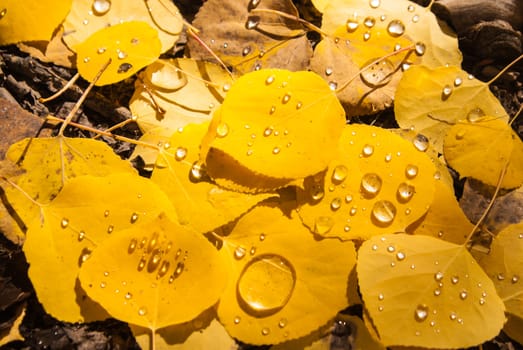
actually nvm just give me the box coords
[203,69,345,180]
[151,122,272,232]
[0,0,72,45]
[504,314,523,345]
[23,173,178,323]
[62,0,182,53]
[4,137,135,233]
[75,21,161,86]
[131,310,238,350]
[479,223,523,319]
[358,234,505,348]
[17,26,75,68]
[187,0,312,74]
[297,124,435,240]
[131,128,174,171]
[408,180,471,245]
[444,117,523,189]
[395,65,507,153]
[0,304,25,346]
[216,204,357,345]
[321,0,462,68]
[78,213,227,330]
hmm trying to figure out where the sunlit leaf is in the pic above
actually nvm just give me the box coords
[479,222,523,319]
[217,204,356,345]
[297,124,435,240]
[4,137,135,232]
[395,65,507,153]
[358,234,505,348]
[203,69,345,179]
[187,0,312,74]
[0,0,72,45]
[444,117,523,189]
[75,21,161,86]
[23,173,177,323]
[79,213,227,329]
[151,122,272,232]
[62,0,182,53]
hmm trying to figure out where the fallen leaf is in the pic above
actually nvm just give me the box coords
[17,26,75,68]
[0,304,25,346]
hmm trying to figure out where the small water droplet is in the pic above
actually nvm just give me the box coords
[332,165,348,184]
[82,19,89,25]
[250,246,256,255]
[234,246,247,259]
[83,57,91,63]
[117,51,127,60]
[130,37,139,45]
[396,251,406,261]
[138,307,147,316]
[137,255,147,271]
[259,233,266,241]
[97,47,106,54]
[272,147,281,155]
[364,16,376,28]
[100,281,107,288]
[246,15,260,29]
[78,231,85,241]
[387,19,405,37]
[369,0,380,8]
[372,244,378,251]
[405,164,418,179]
[172,147,187,162]
[0,8,7,19]
[412,14,420,23]
[346,19,359,32]
[387,245,395,253]
[459,290,468,300]
[106,225,114,234]
[434,271,444,281]
[372,200,396,225]
[454,77,463,87]
[434,288,441,296]
[61,218,69,228]
[441,85,453,100]
[361,59,395,86]
[216,122,229,138]
[466,108,485,122]
[328,81,338,90]
[265,75,275,85]
[414,304,429,322]
[512,275,520,283]
[414,42,426,56]
[117,63,133,73]
[362,144,374,156]
[92,0,111,15]
[157,261,170,279]
[378,305,384,311]
[479,298,486,305]
[350,206,358,216]
[407,4,415,12]
[363,31,371,41]
[497,273,505,281]
[282,93,291,104]
[330,198,342,211]
[190,161,205,181]
[242,46,251,56]
[345,194,353,203]
[397,182,415,202]
[413,134,429,152]
[449,312,457,321]
[325,67,333,76]
[278,318,287,328]
[361,173,382,196]
[128,238,138,254]
[315,216,334,234]
[261,327,270,335]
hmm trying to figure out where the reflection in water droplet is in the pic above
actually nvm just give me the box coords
[466,108,485,122]
[272,147,281,155]
[369,0,380,8]
[237,254,296,316]
[130,212,139,224]
[361,59,395,86]
[332,165,348,184]
[434,288,441,296]
[0,8,7,19]
[407,4,415,11]
[412,14,420,23]
[325,67,333,76]
[315,216,334,234]
[346,19,359,32]
[512,275,520,283]
[413,134,429,152]
[449,312,457,321]
[242,46,251,56]
[364,17,376,28]
[259,233,266,241]
[414,304,429,322]
[92,0,111,15]
[234,246,247,259]
[363,31,371,41]
[405,164,418,179]
[279,318,287,328]
[128,238,138,254]
[387,245,395,253]
[117,63,133,73]
[387,20,405,37]
[451,276,459,284]
[107,225,114,234]
[61,218,69,228]
[117,51,127,60]
[216,122,229,138]
[441,85,452,100]
[397,182,415,202]
[372,200,396,225]
[361,173,382,196]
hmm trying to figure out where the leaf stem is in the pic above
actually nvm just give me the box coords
[486,53,523,85]
[250,8,329,37]
[39,73,80,103]
[187,28,234,79]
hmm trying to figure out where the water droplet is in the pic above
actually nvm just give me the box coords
[125,292,132,300]
[330,198,342,211]
[82,19,89,25]
[350,206,358,216]
[497,273,505,281]
[233,316,241,324]
[279,318,287,328]
[269,105,276,114]
[405,164,418,179]
[467,107,485,122]
[449,312,457,321]
[413,134,429,152]
[369,0,380,8]
[407,4,415,12]
[372,244,378,251]
[246,15,260,29]
[332,165,348,184]
[107,225,114,234]
[234,246,247,259]
[346,18,359,32]
[396,251,406,261]
[397,182,415,202]
[434,271,444,281]
[100,281,106,288]
[387,20,405,37]
[61,218,69,228]
[97,47,106,54]
[137,255,147,271]
[361,59,395,86]
[479,298,485,305]
[157,261,170,279]
[117,63,133,73]
[250,246,256,255]
[414,304,429,322]
[454,77,463,87]
[441,85,452,100]
[190,161,205,181]
[434,288,441,296]
[380,14,387,21]
[117,51,127,60]
[363,31,371,41]
[242,46,251,56]
[512,275,519,283]
[362,144,374,156]
[83,57,91,63]
[459,290,468,300]
[372,200,396,225]
[0,8,7,19]
[345,194,353,203]
[328,81,338,90]
[237,254,296,316]
[92,0,111,15]
[325,67,333,76]
[272,147,281,155]
[138,307,147,316]
[378,305,384,311]
[364,16,376,28]
[128,238,137,254]
[387,245,395,253]
[171,147,186,162]
[315,216,334,234]
[265,75,275,85]
[261,327,270,335]
[412,14,420,23]
[259,233,266,241]
[413,42,426,56]
[78,231,86,241]
[282,93,291,104]
[361,173,382,196]
[216,122,229,138]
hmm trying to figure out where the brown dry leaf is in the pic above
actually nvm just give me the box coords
[186,0,312,74]
[17,27,75,68]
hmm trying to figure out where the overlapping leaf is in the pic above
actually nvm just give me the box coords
[23,173,178,323]
[75,21,161,85]
[395,65,507,153]
[78,213,227,329]
[297,124,436,240]
[216,204,356,345]
[202,69,345,179]
[444,117,523,189]
[358,234,505,348]
[151,122,272,232]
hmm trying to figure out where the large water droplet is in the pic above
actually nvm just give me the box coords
[332,165,348,184]
[466,107,485,122]
[413,133,429,152]
[372,200,396,225]
[387,20,405,37]
[361,173,382,196]
[360,59,395,86]
[92,0,111,15]
[397,182,415,202]
[414,304,429,322]
[237,254,296,316]
[314,216,334,234]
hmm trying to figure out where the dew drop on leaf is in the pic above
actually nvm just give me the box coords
[369,0,380,8]
[466,107,486,122]
[360,59,395,86]
[92,0,111,15]
[61,218,69,229]
[117,63,133,74]
[332,165,348,184]
[361,173,382,196]
[405,164,418,179]
[315,216,334,234]
[364,17,376,28]
[362,144,374,156]
[441,85,453,100]
[234,246,247,259]
[128,238,137,254]
[414,304,429,322]
[397,182,415,202]
[372,200,396,225]
[387,20,405,37]
[413,134,429,152]
[346,19,359,32]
